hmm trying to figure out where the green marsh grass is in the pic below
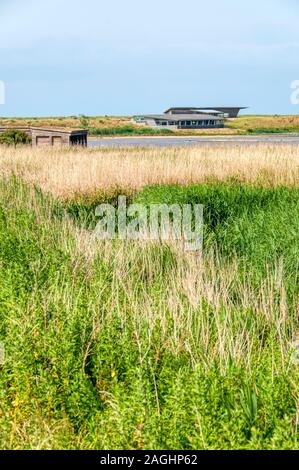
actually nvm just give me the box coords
[0,177,298,449]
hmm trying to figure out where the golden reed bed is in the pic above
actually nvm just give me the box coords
[0,144,298,198]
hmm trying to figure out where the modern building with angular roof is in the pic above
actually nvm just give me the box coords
[135,112,225,129]
[164,107,248,118]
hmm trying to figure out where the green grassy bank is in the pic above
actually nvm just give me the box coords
[0,178,298,449]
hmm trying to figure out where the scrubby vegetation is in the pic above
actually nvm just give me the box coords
[0,129,31,146]
[228,115,299,134]
[0,145,298,449]
[1,114,299,136]
[89,125,175,136]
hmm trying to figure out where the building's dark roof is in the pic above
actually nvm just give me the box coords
[164,106,248,113]
[142,113,224,121]
[197,107,248,110]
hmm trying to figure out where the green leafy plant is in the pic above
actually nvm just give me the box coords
[240,385,258,434]
[79,115,90,129]
[0,129,31,146]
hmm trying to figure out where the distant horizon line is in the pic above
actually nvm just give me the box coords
[1,112,299,118]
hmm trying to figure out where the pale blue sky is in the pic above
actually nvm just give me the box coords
[0,0,298,116]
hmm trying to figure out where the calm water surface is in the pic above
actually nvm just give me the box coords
[88,135,299,148]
